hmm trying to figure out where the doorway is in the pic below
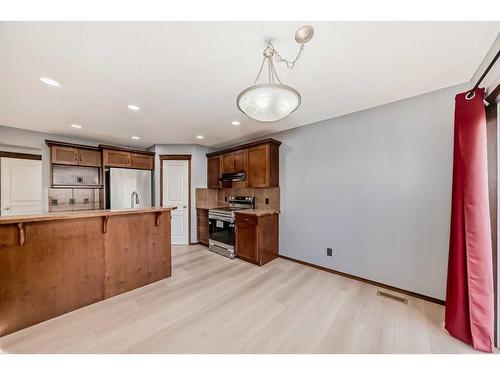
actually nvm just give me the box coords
[0,152,43,216]
[160,155,191,245]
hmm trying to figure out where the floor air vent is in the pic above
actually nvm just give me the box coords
[377,290,408,304]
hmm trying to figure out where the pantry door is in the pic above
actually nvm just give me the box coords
[161,156,191,245]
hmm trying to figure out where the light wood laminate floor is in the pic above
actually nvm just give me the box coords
[0,245,486,353]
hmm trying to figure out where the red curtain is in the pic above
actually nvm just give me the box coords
[445,87,494,352]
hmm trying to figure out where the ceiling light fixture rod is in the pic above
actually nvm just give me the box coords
[253,42,284,85]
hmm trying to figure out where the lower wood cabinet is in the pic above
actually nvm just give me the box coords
[235,213,279,266]
[197,208,209,246]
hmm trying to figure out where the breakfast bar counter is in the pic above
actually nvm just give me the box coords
[0,206,176,337]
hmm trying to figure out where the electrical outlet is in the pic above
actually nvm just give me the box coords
[326,248,333,256]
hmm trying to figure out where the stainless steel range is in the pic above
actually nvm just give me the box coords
[208,196,255,259]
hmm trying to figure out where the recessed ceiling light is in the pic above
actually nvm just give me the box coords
[131,136,140,140]
[39,77,61,87]
[70,124,82,129]
[196,135,204,139]
[231,121,241,126]
[127,104,141,111]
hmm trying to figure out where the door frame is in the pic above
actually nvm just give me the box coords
[159,154,192,245]
[0,151,42,161]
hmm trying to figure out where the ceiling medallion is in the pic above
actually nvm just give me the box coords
[237,25,314,122]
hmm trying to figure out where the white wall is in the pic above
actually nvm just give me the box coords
[0,125,101,211]
[150,144,214,243]
[266,83,469,300]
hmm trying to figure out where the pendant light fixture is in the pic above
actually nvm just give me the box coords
[237,25,314,122]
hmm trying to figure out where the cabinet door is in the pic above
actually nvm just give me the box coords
[247,145,269,187]
[207,156,221,189]
[78,149,101,167]
[222,153,235,174]
[130,153,154,170]
[197,209,209,246]
[233,150,247,173]
[104,212,171,299]
[51,146,79,165]
[235,221,258,262]
[103,150,131,168]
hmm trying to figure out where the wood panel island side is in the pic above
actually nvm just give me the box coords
[0,207,176,337]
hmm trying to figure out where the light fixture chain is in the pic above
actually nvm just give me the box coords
[270,42,305,69]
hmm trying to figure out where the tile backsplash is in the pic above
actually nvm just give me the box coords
[49,188,102,212]
[196,187,279,209]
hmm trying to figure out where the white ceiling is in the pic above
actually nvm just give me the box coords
[0,22,499,148]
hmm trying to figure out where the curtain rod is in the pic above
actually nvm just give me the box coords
[469,47,500,96]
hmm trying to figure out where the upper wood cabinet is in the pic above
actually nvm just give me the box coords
[207,156,222,189]
[206,139,280,189]
[101,148,154,170]
[130,153,154,170]
[47,141,155,171]
[51,145,79,165]
[50,144,100,167]
[222,149,247,174]
[247,145,268,188]
[102,149,131,168]
[78,149,101,167]
[222,153,234,174]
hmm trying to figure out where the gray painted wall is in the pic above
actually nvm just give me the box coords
[150,144,214,243]
[267,83,468,300]
[0,125,101,211]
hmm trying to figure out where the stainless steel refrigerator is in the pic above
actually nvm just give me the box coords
[106,168,152,209]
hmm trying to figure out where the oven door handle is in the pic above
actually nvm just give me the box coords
[209,215,234,223]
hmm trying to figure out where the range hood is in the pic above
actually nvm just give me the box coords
[219,171,246,182]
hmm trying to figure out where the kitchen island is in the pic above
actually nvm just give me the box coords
[0,207,176,337]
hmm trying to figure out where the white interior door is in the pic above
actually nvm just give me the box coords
[1,157,43,216]
[162,159,189,245]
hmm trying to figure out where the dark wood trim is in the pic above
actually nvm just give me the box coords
[45,139,99,151]
[278,255,445,306]
[99,144,155,156]
[0,151,42,161]
[486,102,498,347]
[486,82,500,104]
[160,154,192,161]
[486,83,500,104]
[206,138,282,157]
[159,154,192,245]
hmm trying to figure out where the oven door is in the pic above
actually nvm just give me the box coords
[208,215,235,250]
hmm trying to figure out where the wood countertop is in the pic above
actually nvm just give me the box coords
[196,204,280,217]
[0,206,177,225]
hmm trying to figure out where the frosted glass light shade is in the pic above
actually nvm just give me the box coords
[237,83,301,122]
